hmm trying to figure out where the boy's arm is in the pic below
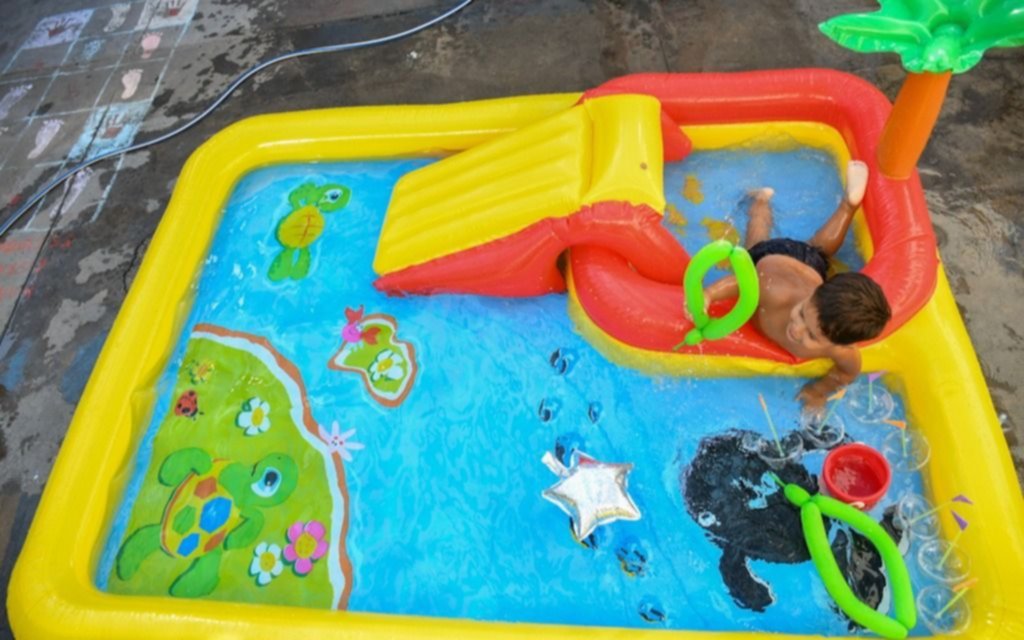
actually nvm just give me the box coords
[797,346,861,413]
[705,275,738,303]
[687,275,738,321]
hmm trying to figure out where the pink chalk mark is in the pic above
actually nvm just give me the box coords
[141,32,162,59]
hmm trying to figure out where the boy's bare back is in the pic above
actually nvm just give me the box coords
[752,255,840,359]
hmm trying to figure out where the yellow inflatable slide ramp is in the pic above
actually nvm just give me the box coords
[372,94,687,297]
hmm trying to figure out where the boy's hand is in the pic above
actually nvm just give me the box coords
[796,382,829,414]
[696,275,738,324]
[800,351,859,414]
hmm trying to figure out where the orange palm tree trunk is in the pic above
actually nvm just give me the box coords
[877,71,952,180]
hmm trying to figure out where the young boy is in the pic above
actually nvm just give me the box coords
[704,160,891,413]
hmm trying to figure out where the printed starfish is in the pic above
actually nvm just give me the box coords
[542,451,641,540]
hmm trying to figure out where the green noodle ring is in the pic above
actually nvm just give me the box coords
[782,482,916,639]
[677,240,760,347]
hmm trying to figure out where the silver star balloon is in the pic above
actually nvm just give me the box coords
[541,451,641,540]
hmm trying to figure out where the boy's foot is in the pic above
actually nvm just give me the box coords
[846,160,868,207]
[747,187,774,202]
[743,188,774,247]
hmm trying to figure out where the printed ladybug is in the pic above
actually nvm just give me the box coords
[174,389,200,419]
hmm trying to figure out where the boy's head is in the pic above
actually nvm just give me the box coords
[810,272,891,345]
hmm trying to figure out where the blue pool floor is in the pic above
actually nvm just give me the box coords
[99,148,942,636]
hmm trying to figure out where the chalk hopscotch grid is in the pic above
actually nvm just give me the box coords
[0,1,190,326]
[1,9,93,75]
[0,0,196,75]
[0,39,77,174]
[2,0,200,230]
[18,12,138,229]
[86,11,197,224]
[0,7,125,172]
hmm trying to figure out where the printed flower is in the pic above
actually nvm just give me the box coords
[284,520,329,576]
[249,542,283,586]
[368,349,404,382]
[317,421,365,462]
[187,359,215,384]
[236,397,271,436]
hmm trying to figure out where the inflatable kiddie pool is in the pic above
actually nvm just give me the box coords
[8,70,1024,639]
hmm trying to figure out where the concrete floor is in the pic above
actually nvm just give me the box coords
[0,0,1021,635]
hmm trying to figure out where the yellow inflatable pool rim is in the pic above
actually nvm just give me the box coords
[8,73,1024,639]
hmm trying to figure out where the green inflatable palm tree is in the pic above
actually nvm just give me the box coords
[820,0,1024,179]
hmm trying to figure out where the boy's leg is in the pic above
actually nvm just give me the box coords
[809,160,868,257]
[744,188,775,249]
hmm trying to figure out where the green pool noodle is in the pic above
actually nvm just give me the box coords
[681,240,760,346]
[783,482,916,640]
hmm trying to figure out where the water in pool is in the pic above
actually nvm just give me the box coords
[99,148,935,635]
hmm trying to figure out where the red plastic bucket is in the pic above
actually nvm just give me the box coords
[822,443,892,510]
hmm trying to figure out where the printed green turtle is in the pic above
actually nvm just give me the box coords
[115,447,298,598]
[268,181,351,281]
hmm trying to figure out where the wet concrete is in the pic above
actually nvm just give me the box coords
[0,0,1022,635]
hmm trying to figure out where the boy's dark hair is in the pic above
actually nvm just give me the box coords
[812,272,891,345]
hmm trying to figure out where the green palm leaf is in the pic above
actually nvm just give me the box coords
[821,0,1024,74]
[877,0,950,21]
[820,15,930,54]
[967,6,1024,49]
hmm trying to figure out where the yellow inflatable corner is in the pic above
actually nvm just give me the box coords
[373,94,667,277]
[581,94,665,211]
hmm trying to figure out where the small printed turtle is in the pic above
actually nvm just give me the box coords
[268,182,350,281]
[116,447,298,597]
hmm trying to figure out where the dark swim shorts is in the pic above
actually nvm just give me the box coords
[748,238,829,281]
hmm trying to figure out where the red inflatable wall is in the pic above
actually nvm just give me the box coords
[572,70,938,359]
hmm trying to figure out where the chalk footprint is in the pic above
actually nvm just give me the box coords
[104,3,130,32]
[140,32,162,59]
[45,168,93,220]
[0,84,32,120]
[121,69,143,99]
[27,119,64,159]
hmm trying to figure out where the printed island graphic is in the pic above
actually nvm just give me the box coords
[329,306,417,408]
[108,324,354,609]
